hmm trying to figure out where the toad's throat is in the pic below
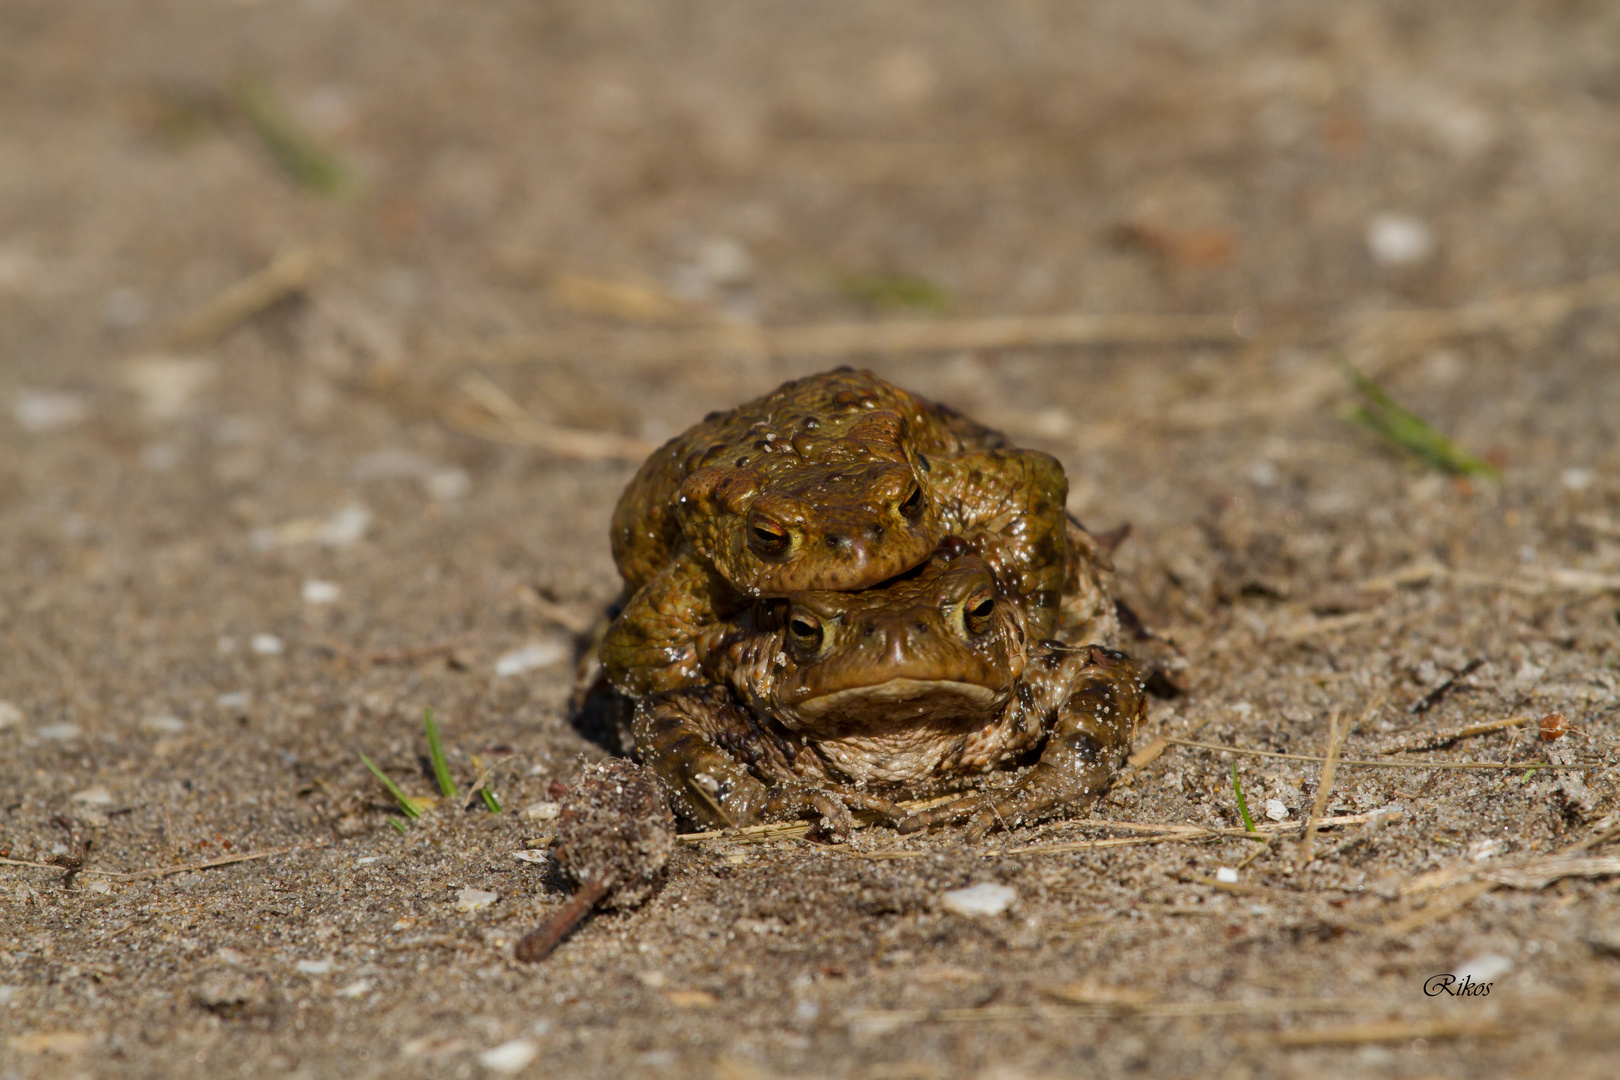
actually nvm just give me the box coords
[791,678,1003,726]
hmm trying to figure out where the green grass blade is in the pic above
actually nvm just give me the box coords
[424,708,459,799]
[1339,360,1499,479]
[236,75,356,195]
[387,817,410,834]
[359,752,421,819]
[480,787,502,815]
[1231,763,1257,834]
[834,272,950,311]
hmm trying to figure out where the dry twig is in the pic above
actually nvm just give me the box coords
[1296,710,1346,869]
[155,247,327,348]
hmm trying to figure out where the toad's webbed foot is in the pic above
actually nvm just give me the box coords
[896,645,1144,841]
[603,556,741,699]
[631,686,905,836]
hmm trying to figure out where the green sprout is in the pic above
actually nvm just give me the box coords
[424,708,458,800]
[360,752,421,820]
[236,74,356,195]
[1231,763,1257,834]
[1340,360,1499,479]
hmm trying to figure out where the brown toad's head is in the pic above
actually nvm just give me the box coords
[747,545,1027,734]
[676,451,940,595]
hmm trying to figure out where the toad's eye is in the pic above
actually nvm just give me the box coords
[964,595,995,635]
[748,518,791,558]
[787,613,824,651]
[898,484,926,521]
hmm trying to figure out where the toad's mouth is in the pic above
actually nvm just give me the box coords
[792,678,1003,726]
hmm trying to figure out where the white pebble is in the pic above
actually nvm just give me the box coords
[38,723,82,741]
[495,640,568,677]
[86,880,112,895]
[294,959,334,975]
[356,855,383,866]
[121,355,216,420]
[522,801,561,821]
[71,787,114,806]
[140,715,185,734]
[217,691,250,710]
[511,850,549,866]
[335,979,372,999]
[478,1038,539,1075]
[1264,799,1289,822]
[13,390,87,433]
[321,504,371,547]
[0,701,23,730]
[1452,953,1513,984]
[940,882,1017,917]
[425,467,470,502]
[302,580,341,605]
[250,633,285,656]
[1561,467,1594,491]
[1216,867,1240,884]
[1366,213,1435,266]
[455,887,498,913]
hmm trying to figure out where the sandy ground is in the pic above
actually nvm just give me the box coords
[4,2,1620,1078]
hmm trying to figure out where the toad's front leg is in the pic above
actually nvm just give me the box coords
[631,686,903,835]
[898,645,1145,841]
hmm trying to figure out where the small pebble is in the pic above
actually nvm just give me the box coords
[0,701,23,730]
[425,467,470,502]
[1215,867,1240,884]
[13,390,87,433]
[478,1039,539,1075]
[1366,213,1435,266]
[1264,798,1289,822]
[321,504,371,547]
[1452,953,1513,984]
[140,715,185,734]
[38,723,82,741]
[455,887,498,913]
[121,355,216,420]
[335,979,372,999]
[355,855,383,866]
[1561,467,1594,491]
[250,634,284,656]
[523,801,561,821]
[217,691,250,710]
[71,787,113,806]
[214,949,246,965]
[940,882,1017,917]
[294,959,334,976]
[302,580,341,605]
[495,640,568,677]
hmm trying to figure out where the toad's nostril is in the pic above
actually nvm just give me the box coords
[825,533,847,550]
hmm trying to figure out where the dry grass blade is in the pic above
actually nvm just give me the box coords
[1382,715,1532,755]
[1163,736,1596,771]
[437,311,1240,370]
[442,373,657,461]
[999,811,1396,856]
[2,840,325,882]
[1253,1018,1504,1048]
[1296,709,1346,869]
[847,997,1376,1028]
[433,269,1620,374]
[156,247,326,348]
[1381,879,1499,936]
[676,794,960,844]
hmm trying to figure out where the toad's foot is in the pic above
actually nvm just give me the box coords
[631,685,905,836]
[895,645,1144,841]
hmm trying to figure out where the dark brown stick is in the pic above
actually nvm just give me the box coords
[514,879,611,963]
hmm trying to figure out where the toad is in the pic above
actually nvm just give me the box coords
[602,368,1074,698]
[630,544,1144,841]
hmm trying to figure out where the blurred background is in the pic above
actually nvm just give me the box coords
[4,3,1620,1076]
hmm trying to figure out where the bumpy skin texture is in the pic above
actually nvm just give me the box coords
[630,548,1144,841]
[602,368,1073,698]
